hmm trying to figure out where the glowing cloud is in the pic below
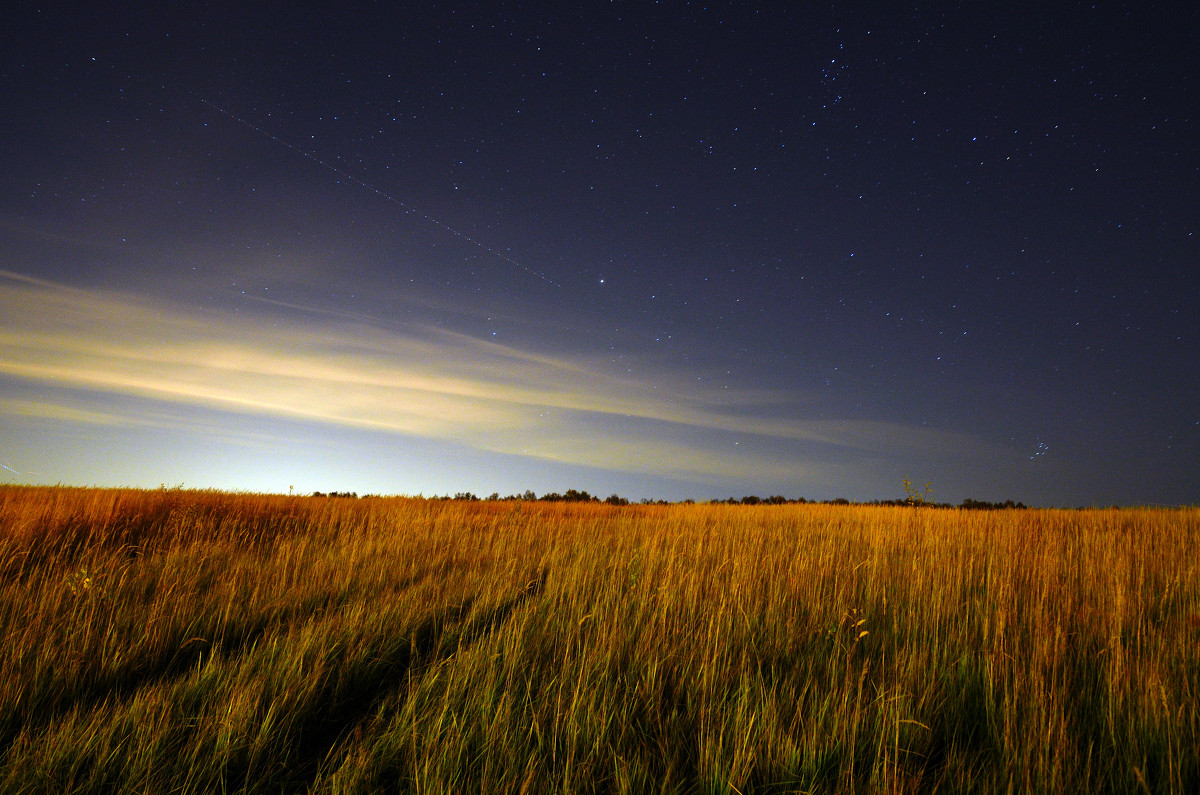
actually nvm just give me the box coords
[0,270,986,483]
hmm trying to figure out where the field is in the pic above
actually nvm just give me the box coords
[1,486,1197,793]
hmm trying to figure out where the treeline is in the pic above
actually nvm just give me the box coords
[864,498,1029,510]
[955,498,1029,510]
[445,490,631,505]
[311,489,630,504]
[310,491,1027,509]
[715,496,1026,509]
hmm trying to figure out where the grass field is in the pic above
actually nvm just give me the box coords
[1,486,1197,793]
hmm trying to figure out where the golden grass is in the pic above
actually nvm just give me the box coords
[0,486,1196,792]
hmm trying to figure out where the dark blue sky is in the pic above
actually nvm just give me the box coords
[1,2,1196,504]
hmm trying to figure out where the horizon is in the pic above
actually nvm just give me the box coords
[3,481,1196,512]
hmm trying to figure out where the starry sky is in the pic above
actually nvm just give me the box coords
[1,2,1196,505]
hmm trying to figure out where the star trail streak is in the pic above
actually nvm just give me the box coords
[198,97,561,288]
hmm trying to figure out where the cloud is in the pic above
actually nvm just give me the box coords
[0,269,987,483]
[0,396,136,428]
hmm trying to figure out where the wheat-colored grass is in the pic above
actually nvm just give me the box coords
[0,486,1196,792]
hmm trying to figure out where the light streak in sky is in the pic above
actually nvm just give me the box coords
[0,462,19,476]
[198,97,562,288]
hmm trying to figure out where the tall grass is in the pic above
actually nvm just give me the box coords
[0,486,1196,792]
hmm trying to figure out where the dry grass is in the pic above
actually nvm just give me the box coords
[0,485,1196,793]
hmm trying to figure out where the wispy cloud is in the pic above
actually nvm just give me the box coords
[0,270,986,483]
[0,396,139,428]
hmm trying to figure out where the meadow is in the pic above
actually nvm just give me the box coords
[0,486,1196,793]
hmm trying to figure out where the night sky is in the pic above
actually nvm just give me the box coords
[2,3,1196,505]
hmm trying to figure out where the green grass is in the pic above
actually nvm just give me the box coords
[0,486,1197,792]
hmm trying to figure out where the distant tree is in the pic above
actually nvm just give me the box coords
[604,493,629,506]
[903,479,933,506]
